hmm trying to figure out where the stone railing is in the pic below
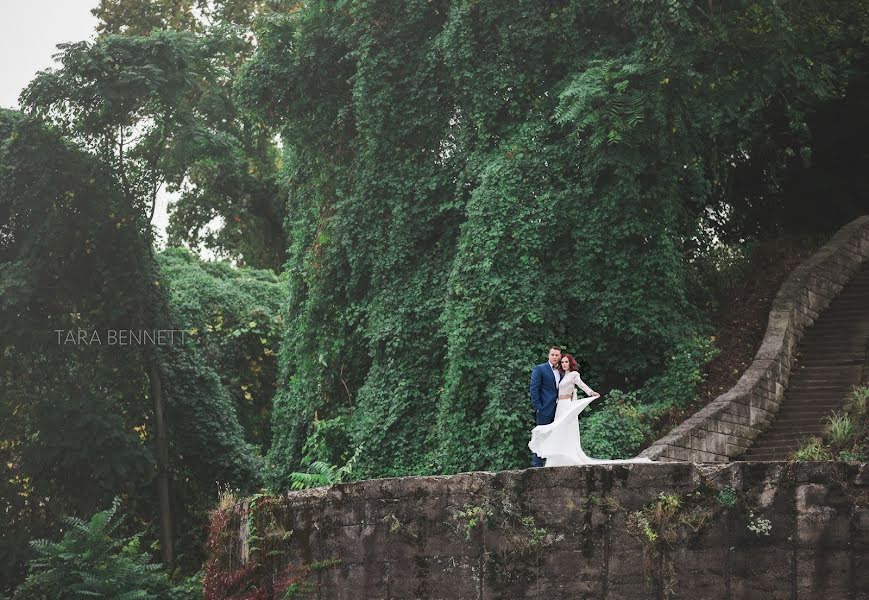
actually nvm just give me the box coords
[207,462,869,599]
[641,215,869,462]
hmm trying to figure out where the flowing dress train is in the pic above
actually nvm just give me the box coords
[528,370,654,466]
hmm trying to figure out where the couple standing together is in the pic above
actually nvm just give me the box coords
[528,346,653,467]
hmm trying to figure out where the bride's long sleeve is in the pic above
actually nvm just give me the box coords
[574,372,595,397]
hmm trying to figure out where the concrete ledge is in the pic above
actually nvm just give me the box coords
[207,462,869,600]
[641,215,869,462]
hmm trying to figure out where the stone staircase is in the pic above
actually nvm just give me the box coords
[741,260,869,461]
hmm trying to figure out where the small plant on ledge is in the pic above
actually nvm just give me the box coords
[790,385,868,462]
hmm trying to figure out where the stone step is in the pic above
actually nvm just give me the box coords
[786,381,855,389]
[822,304,869,311]
[769,417,827,428]
[745,439,803,450]
[761,431,825,442]
[775,413,837,424]
[792,358,864,367]
[801,336,869,344]
[796,350,866,358]
[778,404,843,412]
[806,318,869,326]
[786,385,853,393]
[819,292,869,299]
[814,297,869,304]
[790,364,864,373]
[785,378,859,396]
[793,355,865,362]
[807,319,869,327]
[780,394,845,403]
[798,334,866,343]
[787,390,862,398]
[777,402,845,412]
[806,318,869,325]
[799,341,867,348]
[744,440,802,450]
[752,428,809,438]
[796,338,866,346]
[743,448,800,459]
[787,380,860,388]
[787,383,861,391]
[803,339,869,346]
[774,418,835,428]
[786,391,853,399]
[742,453,796,462]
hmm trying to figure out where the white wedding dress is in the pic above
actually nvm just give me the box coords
[528,370,654,466]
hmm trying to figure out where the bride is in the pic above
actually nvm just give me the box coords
[528,353,653,466]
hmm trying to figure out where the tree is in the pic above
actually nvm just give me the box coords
[0,108,164,585]
[157,246,286,450]
[89,0,291,269]
[19,30,278,567]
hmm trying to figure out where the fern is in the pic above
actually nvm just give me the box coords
[289,445,363,490]
[11,498,197,600]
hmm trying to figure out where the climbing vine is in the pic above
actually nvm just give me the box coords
[236,0,869,483]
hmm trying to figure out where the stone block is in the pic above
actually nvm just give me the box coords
[720,404,751,426]
[316,560,390,600]
[855,548,869,600]
[705,433,728,456]
[669,546,728,600]
[796,507,850,548]
[749,404,775,429]
[388,554,482,600]
[531,548,606,599]
[729,541,793,600]
[605,514,654,600]
[795,549,852,600]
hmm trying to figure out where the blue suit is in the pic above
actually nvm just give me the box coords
[529,362,559,467]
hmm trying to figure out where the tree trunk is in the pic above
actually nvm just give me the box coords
[145,343,174,571]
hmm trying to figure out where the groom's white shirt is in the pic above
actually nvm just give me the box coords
[551,365,561,386]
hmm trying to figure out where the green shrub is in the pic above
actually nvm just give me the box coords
[716,486,738,508]
[825,412,855,445]
[581,391,652,459]
[300,414,354,469]
[848,385,868,415]
[838,447,869,462]
[791,438,833,461]
[641,336,719,411]
[11,498,198,600]
[689,240,758,310]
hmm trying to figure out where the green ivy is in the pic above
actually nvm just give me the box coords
[236,0,868,482]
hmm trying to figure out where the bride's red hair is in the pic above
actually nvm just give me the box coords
[562,353,578,372]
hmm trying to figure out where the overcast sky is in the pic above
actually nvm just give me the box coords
[0,0,176,246]
[0,0,99,109]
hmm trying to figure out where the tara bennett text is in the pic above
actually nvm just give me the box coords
[55,329,189,346]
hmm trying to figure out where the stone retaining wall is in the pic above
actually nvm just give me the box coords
[640,215,869,462]
[207,462,869,600]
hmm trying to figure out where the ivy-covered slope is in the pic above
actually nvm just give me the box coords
[234,0,869,482]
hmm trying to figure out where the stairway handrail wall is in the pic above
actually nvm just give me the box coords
[641,215,869,462]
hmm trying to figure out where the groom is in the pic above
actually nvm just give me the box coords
[529,346,562,467]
